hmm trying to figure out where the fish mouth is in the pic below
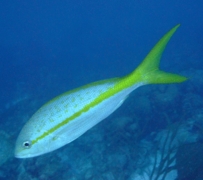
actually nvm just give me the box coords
[15,153,37,158]
[14,148,36,159]
[15,154,25,158]
[14,152,31,158]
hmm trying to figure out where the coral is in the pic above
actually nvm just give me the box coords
[130,121,198,180]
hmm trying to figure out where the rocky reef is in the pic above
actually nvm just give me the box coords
[1,69,203,180]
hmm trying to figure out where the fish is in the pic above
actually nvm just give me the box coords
[15,24,187,158]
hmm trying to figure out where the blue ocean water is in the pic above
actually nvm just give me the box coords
[0,1,203,179]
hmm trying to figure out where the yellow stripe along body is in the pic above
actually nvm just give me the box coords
[32,78,128,145]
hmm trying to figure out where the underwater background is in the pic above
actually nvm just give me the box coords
[0,1,203,180]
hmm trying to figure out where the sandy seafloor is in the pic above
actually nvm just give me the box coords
[0,1,203,180]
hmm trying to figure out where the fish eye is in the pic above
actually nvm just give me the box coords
[23,141,31,149]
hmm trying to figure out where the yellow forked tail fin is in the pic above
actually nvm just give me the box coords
[125,24,187,86]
